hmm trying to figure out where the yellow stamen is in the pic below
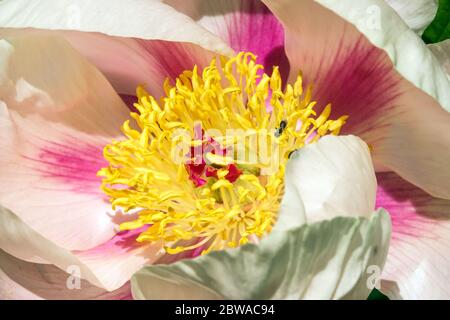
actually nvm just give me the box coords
[98,52,347,255]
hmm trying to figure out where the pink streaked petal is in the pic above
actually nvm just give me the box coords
[61,33,220,97]
[73,227,164,293]
[428,40,450,77]
[166,0,289,80]
[0,35,130,251]
[316,0,450,111]
[0,26,228,97]
[71,34,219,97]
[376,172,450,299]
[304,34,402,133]
[263,0,450,199]
[0,0,235,95]
[26,139,106,196]
[0,206,163,292]
[0,250,132,300]
[55,32,219,97]
[77,228,148,257]
[154,238,212,265]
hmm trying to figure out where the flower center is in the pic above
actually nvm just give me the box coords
[98,52,348,255]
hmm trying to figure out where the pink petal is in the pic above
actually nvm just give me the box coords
[0,35,130,251]
[376,172,450,299]
[73,228,163,292]
[120,94,138,112]
[0,28,222,97]
[59,32,218,97]
[263,0,450,199]
[0,206,162,292]
[166,0,289,80]
[0,0,235,95]
[134,39,219,96]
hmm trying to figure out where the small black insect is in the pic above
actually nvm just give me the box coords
[274,120,287,137]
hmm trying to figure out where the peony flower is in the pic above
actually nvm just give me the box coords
[0,0,449,300]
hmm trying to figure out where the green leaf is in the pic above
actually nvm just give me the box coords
[131,210,391,300]
[422,0,450,43]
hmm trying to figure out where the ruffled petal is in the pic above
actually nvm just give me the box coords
[132,211,391,300]
[284,135,376,224]
[165,0,289,79]
[428,39,450,77]
[262,0,450,199]
[273,173,306,232]
[385,0,439,35]
[0,35,131,251]
[376,172,450,299]
[0,0,234,96]
[0,250,132,300]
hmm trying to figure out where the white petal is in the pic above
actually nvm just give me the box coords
[0,0,234,96]
[262,0,450,200]
[428,39,450,78]
[0,249,133,300]
[385,0,438,35]
[284,135,376,224]
[0,206,163,292]
[131,210,391,300]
